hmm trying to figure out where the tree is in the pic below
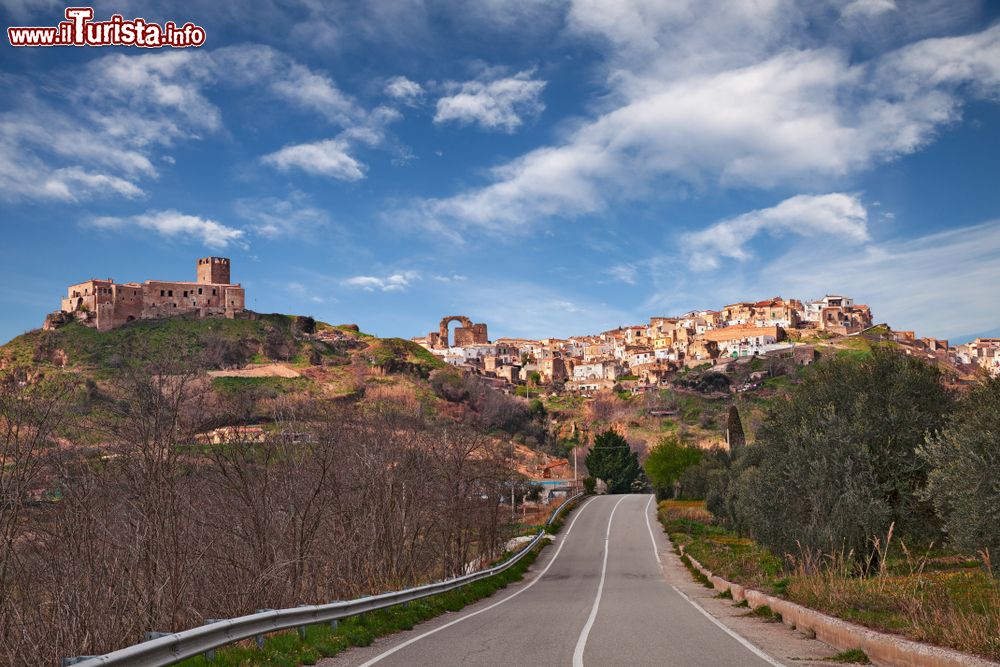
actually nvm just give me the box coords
[585,429,642,494]
[644,436,703,499]
[726,405,746,453]
[919,375,1000,571]
[731,347,953,565]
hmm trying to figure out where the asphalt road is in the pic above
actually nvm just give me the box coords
[322,494,783,667]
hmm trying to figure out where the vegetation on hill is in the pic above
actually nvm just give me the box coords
[0,314,352,375]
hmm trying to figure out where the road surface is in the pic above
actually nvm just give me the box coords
[321,494,785,666]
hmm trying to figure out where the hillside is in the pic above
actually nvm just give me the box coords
[0,312,568,477]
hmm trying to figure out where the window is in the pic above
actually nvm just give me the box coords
[168,290,173,297]
[212,288,217,296]
[198,288,203,295]
[183,290,188,297]
[160,290,165,297]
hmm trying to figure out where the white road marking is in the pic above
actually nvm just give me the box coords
[643,494,660,563]
[644,494,787,667]
[572,494,628,667]
[356,496,597,667]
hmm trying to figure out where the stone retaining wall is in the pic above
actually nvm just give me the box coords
[678,546,998,667]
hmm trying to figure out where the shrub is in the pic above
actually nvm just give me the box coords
[644,436,702,500]
[731,348,953,565]
[919,375,1000,572]
[583,476,596,494]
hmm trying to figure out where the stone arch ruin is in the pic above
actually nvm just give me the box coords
[428,315,489,349]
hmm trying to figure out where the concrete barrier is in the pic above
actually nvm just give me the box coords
[678,546,998,667]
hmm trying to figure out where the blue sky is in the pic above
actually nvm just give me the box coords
[1,0,999,344]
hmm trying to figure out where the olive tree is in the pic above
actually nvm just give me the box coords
[919,374,1000,571]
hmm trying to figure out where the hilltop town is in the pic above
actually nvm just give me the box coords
[36,258,1000,390]
[413,297,1000,394]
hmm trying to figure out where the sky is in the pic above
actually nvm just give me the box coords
[1,0,999,344]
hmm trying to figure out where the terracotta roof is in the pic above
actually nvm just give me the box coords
[702,325,780,342]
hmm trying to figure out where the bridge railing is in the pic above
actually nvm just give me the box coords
[66,492,584,667]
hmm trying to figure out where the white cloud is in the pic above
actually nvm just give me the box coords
[433,273,468,282]
[385,76,425,105]
[683,193,870,270]
[403,5,1000,235]
[86,210,245,249]
[606,264,638,285]
[234,193,332,239]
[343,270,420,292]
[262,139,366,181]
[270,63,363,126]
[757,219,1000,340]
[434,69,546,132]
[841,0,897,19]
[0,44,399,201]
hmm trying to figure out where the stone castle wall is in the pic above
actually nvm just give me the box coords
[55,257,245,331]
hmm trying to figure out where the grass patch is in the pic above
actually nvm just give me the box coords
[715,588,733,599]
[680,554,714,589]
[746,604,780,622]
[211,376,311,397]
[825,648,871,664]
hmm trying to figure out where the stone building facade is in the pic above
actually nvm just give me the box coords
[54,257,245,331]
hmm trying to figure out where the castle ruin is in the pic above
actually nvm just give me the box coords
[48,257,246,332]
[427,315,489,349]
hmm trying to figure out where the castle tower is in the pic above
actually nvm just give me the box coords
[197,257,231,285]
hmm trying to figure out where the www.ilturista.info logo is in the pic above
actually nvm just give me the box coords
[7,7,206,48]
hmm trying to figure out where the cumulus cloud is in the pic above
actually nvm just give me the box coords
[385,76,425,105]
[403,3,1000,235]
[86,209,245,249]
[683,193,870,270]
[263,139,366,181]
[434,69,546,132]
[343,270,420,292]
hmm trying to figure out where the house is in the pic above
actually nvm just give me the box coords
[702,325,784,358]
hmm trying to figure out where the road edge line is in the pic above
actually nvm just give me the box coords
[643,495,787,667]
[356,495,598,667]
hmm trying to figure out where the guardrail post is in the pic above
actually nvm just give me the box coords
[254,609,275,649]
[296,605,308,640]
[255,609,274,649]
[204,619,223,660]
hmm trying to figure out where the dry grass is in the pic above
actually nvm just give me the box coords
[788,546,1000,660]
[659,501,1000,661]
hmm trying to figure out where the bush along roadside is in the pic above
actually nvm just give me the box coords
[175,499,583,667]
[658,500,1000,663]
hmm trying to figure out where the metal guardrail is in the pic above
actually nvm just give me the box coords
[69,491,584,667]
